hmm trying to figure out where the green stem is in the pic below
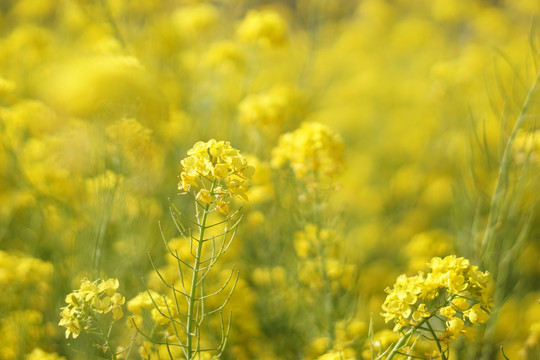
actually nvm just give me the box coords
[386,318,431,360]
[95,320,118,360]
[385,327,416,360]
[186,183,214,360]
[426,321,447,360]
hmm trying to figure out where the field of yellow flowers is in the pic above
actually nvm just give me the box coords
[1,0,539,359]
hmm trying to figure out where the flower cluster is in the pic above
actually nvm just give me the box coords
[59,278,125,339]
[178,140,254,208]
[236,9,287,47]
[238,85,303,134]
[271,122,344,188]
[382,255,493,341]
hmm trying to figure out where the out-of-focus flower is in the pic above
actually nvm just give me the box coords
[171,3,219,39]
[203,41,245,72]
[272,122,344,188]
[236,10,287,47]
[238,85,303,134]
[59,278,125,339]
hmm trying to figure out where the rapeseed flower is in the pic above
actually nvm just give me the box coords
[382,255,493,341]
[59,278,125,339]
[178,139,254,203]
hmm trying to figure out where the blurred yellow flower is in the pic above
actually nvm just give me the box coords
[59,278,125,339]
[237,10,287,47]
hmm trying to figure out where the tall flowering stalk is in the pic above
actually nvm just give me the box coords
[270,122,353,356]
[134,139,253,359]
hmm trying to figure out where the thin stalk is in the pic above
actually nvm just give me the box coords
[95,320,118,360]
[480,68,540,262]
[478,66,540,360]
[385,318,429,360]
[186,182,215,359]
[426,321,447,360]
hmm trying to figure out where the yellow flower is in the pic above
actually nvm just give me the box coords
[452,297,469,311]
[464,304,489,325]
[58,307,81,339]
[196,189,213,205]
[446,317,464,339]
[439,305,456,319]
[382,255,493,342]
[412,303,430,321]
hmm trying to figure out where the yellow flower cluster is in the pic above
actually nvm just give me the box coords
[238,85,303,135]
[58,278,125,339]
[382,255,493,341]
[1,310,52,360]
[271,122,344,187]
[236,9,287,47]
[0,250,53,309]
[178,139,254,207]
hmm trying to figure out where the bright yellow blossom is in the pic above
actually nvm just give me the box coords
[382,255,493,342]
[178,139,254,203]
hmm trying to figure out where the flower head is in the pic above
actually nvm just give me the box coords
[178,140,254,205]
[382,255,493,340]
[59,278,125,339]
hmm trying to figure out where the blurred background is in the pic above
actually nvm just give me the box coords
[0,0,539,359]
